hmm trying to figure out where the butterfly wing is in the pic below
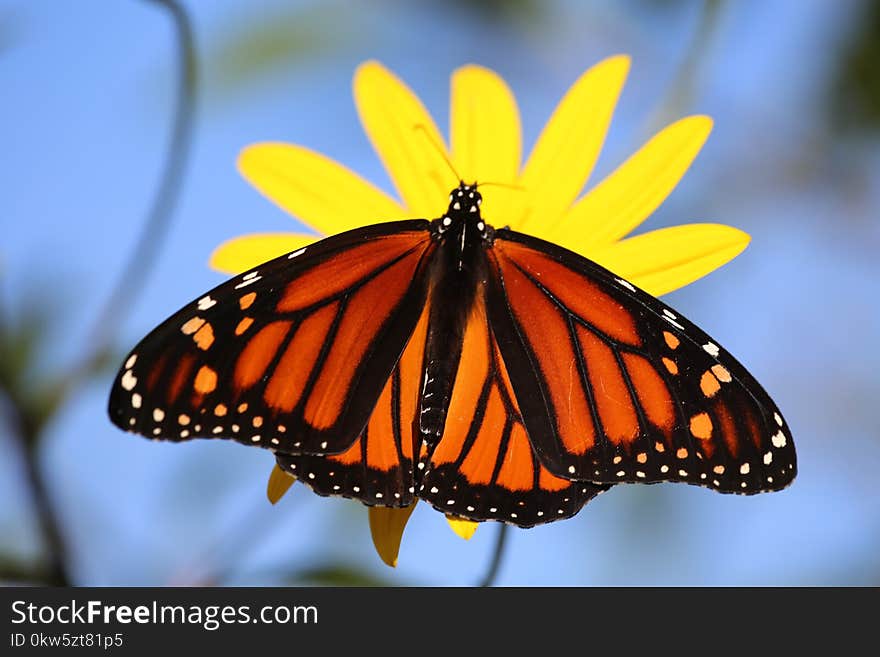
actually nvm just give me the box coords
[418,293,609,527]
[108,220,437,456]
[485,229,796,494]
[274,302,432,506]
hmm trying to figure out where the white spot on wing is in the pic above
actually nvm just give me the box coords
[125,354,137,369]
[771,431,787,448]
[235,276,262,290]
[197,295,216,311]
[663,315,685,331]
[703,342,720,357]
[288,248,307,259]
[616,278,635,292]
[121,370,137,391]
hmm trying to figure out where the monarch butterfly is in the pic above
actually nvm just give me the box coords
[108,181,795,527]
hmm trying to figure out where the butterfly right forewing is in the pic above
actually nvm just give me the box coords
[485,229,796,494]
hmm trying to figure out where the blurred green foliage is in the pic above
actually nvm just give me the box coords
[210,2,360,94]
[833,0,880,131]
[0,294,65,441]
[208,0,544,98]
[283,563,401,586]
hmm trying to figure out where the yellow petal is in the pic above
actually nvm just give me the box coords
[516,55,630,234]
[238,143,406,235]
[445,515,479,540]
[354,61,457,218]
[266,464,295,505]
[209,233,317,275]
[450,64,521,221]
[589,223,751,297]
[369,503,417,568]
[549,116,713,249]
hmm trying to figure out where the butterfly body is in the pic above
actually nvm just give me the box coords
[420,184,491,444]
[109,182,795,527]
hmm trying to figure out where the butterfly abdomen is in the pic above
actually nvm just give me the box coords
[418,198,492,445]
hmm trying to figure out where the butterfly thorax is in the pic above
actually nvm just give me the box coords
[419,183,493,447]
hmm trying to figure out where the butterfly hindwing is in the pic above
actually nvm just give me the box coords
[108,220,436,455]
[486,229,796,494]
[418,293,609,527]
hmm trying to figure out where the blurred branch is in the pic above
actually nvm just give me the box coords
[831,0,880,132]
[649,0,724,128]
[81,0,196,371]
[1,400,69,585]
[0,9,24,55]
[0,0,197,585]
[282,564,401,587]
[0,299,71,585]
[210,2,357,96]
[0,554,48,585]
[478,523,508,587]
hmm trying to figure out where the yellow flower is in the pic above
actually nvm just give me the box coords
[212,57,749,567]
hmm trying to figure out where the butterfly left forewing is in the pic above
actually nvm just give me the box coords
[108,220,436,455]
[486,230,796,494]
[274,300,432,507]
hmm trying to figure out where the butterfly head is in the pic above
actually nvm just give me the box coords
[437,182,488,239]
[447,181,482,214]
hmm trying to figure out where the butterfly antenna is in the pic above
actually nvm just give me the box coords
[477,180,526,192]
[413,123,462,183]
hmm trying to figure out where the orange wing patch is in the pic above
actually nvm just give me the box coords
[456,391,505,486]
[495,423,534,492]
[234,321,292,390]
[495,241,640,346]
[277,234,427,313]
[622,353,674,437]
[166,353,194,404]
[263,302,338,412]
[576,325,638,446]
